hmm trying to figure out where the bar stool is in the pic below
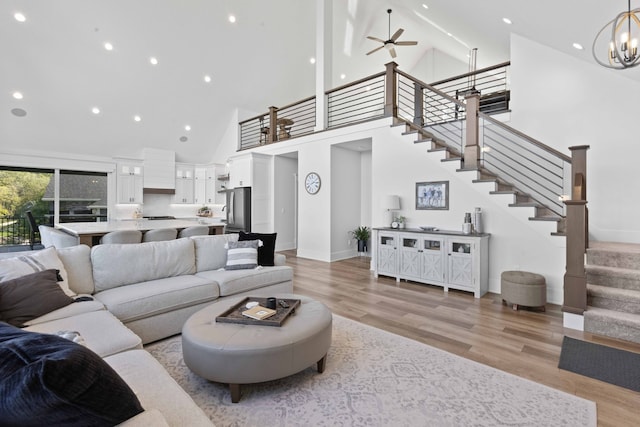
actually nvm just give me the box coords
[142,228,178,242]
[178,225,210,238]
[100,230,142,244]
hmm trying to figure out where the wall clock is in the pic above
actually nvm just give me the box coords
[304,172,321,195]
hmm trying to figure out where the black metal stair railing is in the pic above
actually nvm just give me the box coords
[479,113,571,217]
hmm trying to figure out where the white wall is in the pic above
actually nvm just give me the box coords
[509,34,640,243]
[331,146,361,260]
[360,150,372,227]
[409,48,469,84]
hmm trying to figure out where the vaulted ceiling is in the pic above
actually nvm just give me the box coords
[2,0,637,164]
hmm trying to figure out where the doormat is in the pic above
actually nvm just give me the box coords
[558,336,640,392]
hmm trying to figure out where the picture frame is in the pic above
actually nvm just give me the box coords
[416,181,449,210]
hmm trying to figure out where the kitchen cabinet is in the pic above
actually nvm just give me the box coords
[227,155,252,188]
[174,164,194,204]
[193,165,226,205]
[373,228,489,298]
[117,162,143,204]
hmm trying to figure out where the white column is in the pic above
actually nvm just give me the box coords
[314,0,332,132]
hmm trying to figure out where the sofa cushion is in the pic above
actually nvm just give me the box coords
[25,311,142,358]
[195,266,293,297]
[91,238,196,292]
[93,275,219,323]
[0,246,74,296]
[191,233,239,272]
[104,350,212,427]
[225,240,260,270]
[0,322,144,426]
[23,298,105,326]
[239,231,277,266]
[57,244,95,295]
[0,269,75,327]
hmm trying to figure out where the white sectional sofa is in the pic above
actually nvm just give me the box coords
[0,233,293,426]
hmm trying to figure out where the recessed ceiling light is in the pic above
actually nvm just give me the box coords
[12,91,23,100]
[184,125,191,131]
[133,115,141,122]
[422,4,429,10]
[104,42,113,51]
[179,136,188,142]
[340,73,346,79]
[310,57,316,64]
[503,18,512,25]
[204,75,212,83]
[228,15,236,23]
[91,107,100,115]
[11,108,27,117]
[572,42,584,50]
[149,57,158,65]
[14,12,26,22]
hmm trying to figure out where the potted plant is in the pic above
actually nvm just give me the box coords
[197,206,212,217]
[350,226,371,253]
[394,216,406,229]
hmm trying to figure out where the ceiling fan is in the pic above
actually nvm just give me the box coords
[366,9,418,58]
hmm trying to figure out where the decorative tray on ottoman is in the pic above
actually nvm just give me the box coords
[215,296,301,327]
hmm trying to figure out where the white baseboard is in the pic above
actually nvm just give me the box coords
[563,312,584,331]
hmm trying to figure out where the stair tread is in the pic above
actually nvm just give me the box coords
[588,283,640,300]
[586,264,640,277]
[585,306,640,323]
[589,241,640,253]
[528,216,561,222]
[509,202,541,207]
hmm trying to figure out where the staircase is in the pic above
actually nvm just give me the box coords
[585,241,640,344]
[396,120,566,235]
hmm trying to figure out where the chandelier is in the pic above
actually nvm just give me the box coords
[592,0,640,69]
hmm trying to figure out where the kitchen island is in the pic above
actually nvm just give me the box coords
[57,219,225,247]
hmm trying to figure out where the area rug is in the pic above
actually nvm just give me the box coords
[146,315,596,426]
[559,336,640,392]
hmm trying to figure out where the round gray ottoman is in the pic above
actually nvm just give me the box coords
[182,294,332,403]
[501,271,546,311]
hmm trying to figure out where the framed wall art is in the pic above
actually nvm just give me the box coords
[416,181,449,210]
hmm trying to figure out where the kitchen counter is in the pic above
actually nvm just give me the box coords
[57,219,225,247]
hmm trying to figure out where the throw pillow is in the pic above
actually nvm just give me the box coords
[225,240,262,270]
[0,269,75,327]
[0,322,144,426]
[0,247,75,296]
[239,232,277,266]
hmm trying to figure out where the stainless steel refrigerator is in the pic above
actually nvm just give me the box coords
[225,187,251,233]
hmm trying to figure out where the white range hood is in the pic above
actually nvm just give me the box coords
[143,148,175,194]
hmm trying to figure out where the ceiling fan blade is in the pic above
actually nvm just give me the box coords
[367,36,385,43]
[395,41,418,46]
[366,45,385,56]
[389,47,397,58]
[390,28,404,42]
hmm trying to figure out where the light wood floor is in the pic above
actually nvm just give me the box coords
[282,251,640,427]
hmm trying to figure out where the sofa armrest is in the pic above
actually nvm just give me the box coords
[274,253,286,266]
[117,409,169,427]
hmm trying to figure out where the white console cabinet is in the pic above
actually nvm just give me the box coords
[373,228,489,298]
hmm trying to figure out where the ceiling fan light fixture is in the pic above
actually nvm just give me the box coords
[365,9,418,58]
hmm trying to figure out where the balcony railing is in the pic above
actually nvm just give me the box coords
[0,216,35,247]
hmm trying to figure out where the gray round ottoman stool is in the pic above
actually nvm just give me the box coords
[182,294,332,403]
[501,271,546,311]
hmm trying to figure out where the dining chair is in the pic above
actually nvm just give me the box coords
[142,228,178,242]
[25,211,40,250]
[100,230,143,244]
[178,225,210,238]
